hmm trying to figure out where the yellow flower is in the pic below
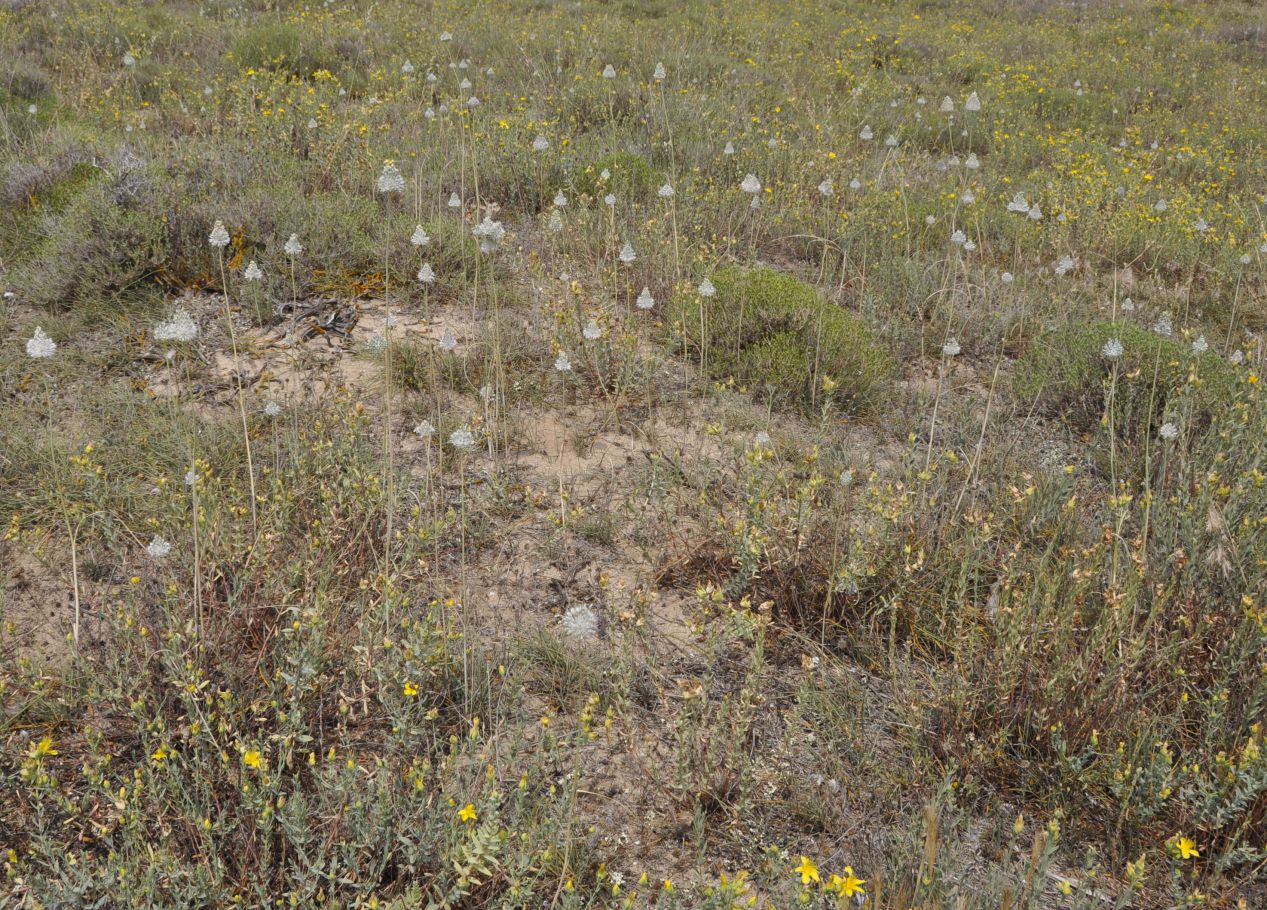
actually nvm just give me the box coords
[403,681,418,697]
[795,855,820,885]
[151,745,169,763]
[30,737,58,758]
[242,750,263,769]
[1175,836,1200,860]
[662,878,675,894]
[458,803,477,822]
[828,867,865,898]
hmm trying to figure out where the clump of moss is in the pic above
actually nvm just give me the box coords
[573,150,654,201]
[1013,320,1237,436]
[668,265,890,415]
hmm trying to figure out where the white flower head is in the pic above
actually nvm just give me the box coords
[817,178,833,197]
[184,470,197,487]
[532,134,550,152]
[208,220,230,248]
[849,178,862,190]
[561,604,598,640]
[448,427,475,449]
[950,229,967,246]
[472,216,505,253]
[940,96,954,113]
[243,260,263,281]
[653,62,667,82]
[123,52,136,67]
[284,234,303,257]
[410,224,431,246]
[965,91,981,112]
[401,59,414,74]
[859,125,873,141]
[698,277,716,297]
[964,153,980,170]
[942,337,961,358]
[1230,349,1245,365]
[439,328,458,351]
[146,536,172,559]
[1054,255,1075,277]
[582,319,603,341]
[26,326,56,359]
[1001,271,1014,284]
[1192,335,1209,354]
[1159,422,1178,440]
[740,173,762,194]
[547,210,564,232]
[602,64,616,79]
[366,333,387,354]
[417,263,436,284]
[636,287,655,310]
[1153,315,1173,337]
[553,190,568,207]
[448,191,462,209]
[885,134,899,147]
[263,400,282,418]
[658,183,675,198]
[554,351,572,372]
[604,193,616,206]
[619,242,636,263]
[1007,193,1030,213]
[1120,297,1134,312]
[723,141,735,156]
[1102,338,1124,360]
[154,308,198,343]
[414,420,435,439]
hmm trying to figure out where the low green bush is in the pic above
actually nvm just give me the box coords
[668,265,890,415]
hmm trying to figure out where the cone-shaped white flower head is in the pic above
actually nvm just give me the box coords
[208,220,230,248]
[26,326,56,359]
[146,536,172,559]
[554,352,572,372]
[449,427,475,449]
[965,91,981,112]
[417,263,436,284]
[699,278,716,297]
[602,64,616,79]
[653,62,666,82]
[411,225,430,246]
[636,287,655,310]
[619,242,636,263]
[243,260,263,281]
[284,234,303,257]
[740,173,761,194]
[155,308,198,343]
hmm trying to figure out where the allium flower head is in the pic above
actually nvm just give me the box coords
[849,178,862,190]
[965,153,980,170]
[653,62,666,82]
[950,229,967,246]
[636,287,655,310]
[965,91,981,111]
[410,225,430,246]
[1153,315,1173,337]
[243,260,263,281]
[1102,338,1124,360]
[602,64,616,79]
[817,178,833,197]
[154,308,198,343]
[146,536,172,559]
[658,183,675,198]
[1192,335,1209,354]
[26,326,56,359]
[859,125,873,140]
[448,191,462,209]
[208,220,230,248]
[1054,255,1075,277]
[472,216,505,253]
[942,338,961,358]
[619,242,636,263]
[604,194,616,206]
[547,210,563,232]
[414,420,435,439]
[377,162,405,196]
[439,328,458,351]
[263,400,282,417]
[1001,271,1014,284]
[723,141,735,156]
[561,604,598,640]
[582,319,603,341]
[940,96,954,113]
[532,134,549,152]
[284,234,303,257]
[448,427,475,449]
[1159,422,1178,440]
[554,352,572,372]
[1007,193,1030,213]
[699,278,716,297]
[740,174,762,194]
[417,263,436,283]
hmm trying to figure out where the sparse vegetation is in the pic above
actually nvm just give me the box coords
[2,1,1266,908]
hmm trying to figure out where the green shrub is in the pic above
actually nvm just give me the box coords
[668,265,890,415]
[572,150,655,201]
[1013,319,1237,436]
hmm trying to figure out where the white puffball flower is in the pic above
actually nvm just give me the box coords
[263,400,282,418]
[1054,255,1075,277]
[723,141,735,156]
[533,134,550,152]
[582,319,603,341]
[1102,338,1124,360]
[1192,335,1209,354]
[547,210,564,232]
[154,308,198,343]
[1153,316,1173,337]
[653,62,666,82]
[1231,349,1245,365]
[965,153,980,170]
[1001,271,1014,284]
[554,190,568,208]
[1007,193,1030,213]
[602,64,616,79]
[562,604,598,640]
[414,420,435,439]
[885,134,899,147]
[942,337,961,358]
[817,178,833,197]
[439,328,458,351]
[243,260,263,281]
[740,173,761,194]
[849,178,862,190]
[284,234,303,257]
[1159,422,1178,440]
[184,470,197,487]
[965,91,981,112]
[636,287,655,310]
[658,183,675,198]
[472,216,505,253]
[554,352,573,372]
[619,242,636,263]
[859,125,873,140]
[401,59,414,74]
[410,225,430,246]
[448,427,475,449]
[950,229,967,246]
[208,220,230,248]
[699,278,716,297]
[26,326,56,359]
[123,52,136,67]
[448,191,462,209]
[146,536,172,559]
[377,162,405,195]
[417,263,436,284]
[940,96,954,113]
[604,193,616,206]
